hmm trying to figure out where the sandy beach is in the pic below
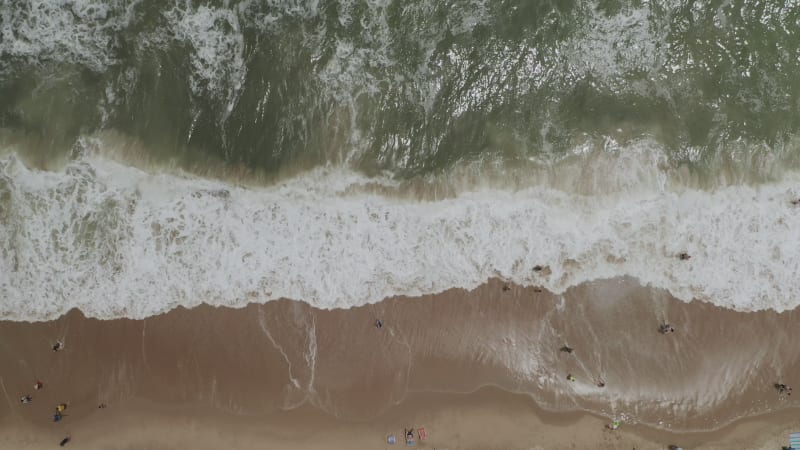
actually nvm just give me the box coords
[5,0,800,447]
[1,279,798,449]
[2,386,800,450]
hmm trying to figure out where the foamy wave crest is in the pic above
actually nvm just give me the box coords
[1,153,799,321]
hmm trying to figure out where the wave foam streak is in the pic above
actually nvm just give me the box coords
[1,154,799,320]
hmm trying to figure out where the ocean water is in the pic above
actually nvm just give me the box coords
[1,0,800,320]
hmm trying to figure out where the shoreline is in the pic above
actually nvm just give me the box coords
[1,278,798,448]
[5,150,800,322]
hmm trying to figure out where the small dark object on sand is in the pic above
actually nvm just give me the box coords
[559,346,573,354]
[59,435,70,447]
[533,265,544,272]
[502,284,511,291]
[678,252,691,260]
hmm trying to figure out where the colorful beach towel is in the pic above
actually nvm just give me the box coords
[790,431,800,448]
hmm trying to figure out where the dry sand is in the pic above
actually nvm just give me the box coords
[1,278,798,449]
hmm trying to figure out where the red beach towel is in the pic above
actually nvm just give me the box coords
[417,428,426,441]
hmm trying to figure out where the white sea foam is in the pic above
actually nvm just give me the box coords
[316,0,490,105]
[564,2,668,85]
[1,144,799,321]
[0,0,140,72]
[164,3,246,112]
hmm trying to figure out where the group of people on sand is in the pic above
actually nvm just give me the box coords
[556,253,695,433]
[17,340,72,445]
[17,339,107,446]
[555,248,795,438]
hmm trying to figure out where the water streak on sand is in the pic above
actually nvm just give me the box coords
[257,308,301,390]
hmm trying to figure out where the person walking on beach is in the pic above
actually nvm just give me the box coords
[776,383,792,395]
[566,373,576,382]
[34,380,43,390]
[20,395,32,404]
[376,319,383,329]
[53,412,63,422]
[52,340,63,352]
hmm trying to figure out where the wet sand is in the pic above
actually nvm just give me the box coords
[1,278,798,448]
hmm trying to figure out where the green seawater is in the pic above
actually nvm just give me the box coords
[2,0,800,182]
